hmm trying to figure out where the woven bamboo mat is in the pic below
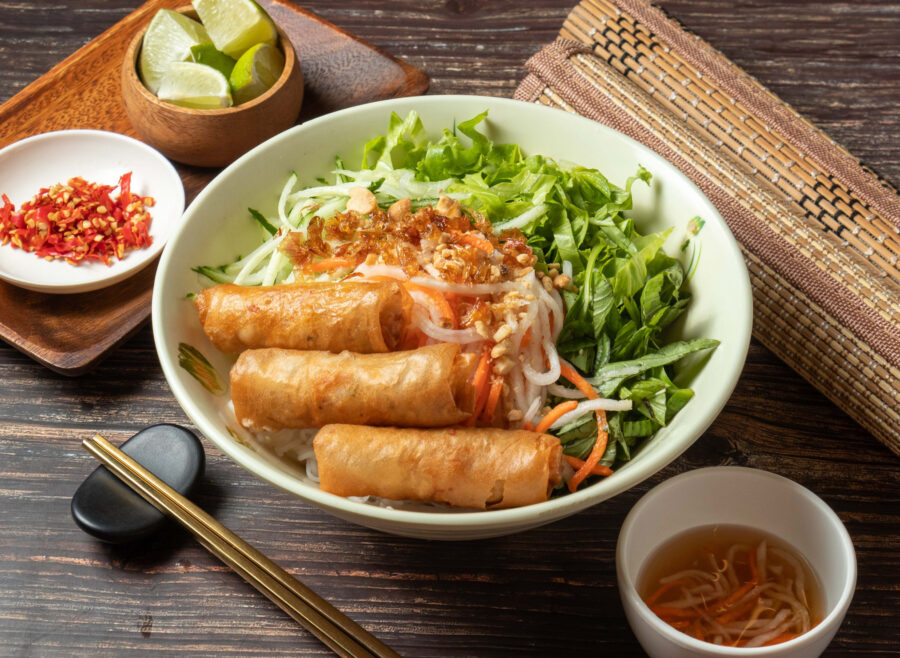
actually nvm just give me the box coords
[515,0,900,455]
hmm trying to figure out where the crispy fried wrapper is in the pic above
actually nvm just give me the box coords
[314,425,564,509]
[230,343,477,431]
[194,281,412,354]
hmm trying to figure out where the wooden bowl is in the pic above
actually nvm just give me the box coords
[121,7,304,168]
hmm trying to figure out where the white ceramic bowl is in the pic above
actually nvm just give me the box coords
[0,130,184,293]
[153,95,753,540]
[617,467,856,657]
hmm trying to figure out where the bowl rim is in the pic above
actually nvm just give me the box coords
[615,466,857,655]
[153,94,754,529]
[123,5,298,115]
[0,128,184,294]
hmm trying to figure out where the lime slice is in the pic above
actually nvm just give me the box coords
[157,61,233,109]
[192,0,278,59]
[228,42,285,105]
[190,44,237,78]
[139,9,212,95]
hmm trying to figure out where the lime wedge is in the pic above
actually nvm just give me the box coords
[157,61,233,109]
[190,44,237,78]
[228,42,285,105]
[139,9,212,95]
[192,0,278,59]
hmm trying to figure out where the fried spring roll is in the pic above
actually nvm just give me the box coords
[194,281,412,354]
[314,425,564,509]
[231,343,477,431]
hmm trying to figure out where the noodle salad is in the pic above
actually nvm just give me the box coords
[195,111,718,494]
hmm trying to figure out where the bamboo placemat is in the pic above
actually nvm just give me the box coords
[515,0,900,454]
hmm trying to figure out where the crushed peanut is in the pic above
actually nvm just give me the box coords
[553,274,572,289]
[435,195,461,218]
[493,324,513,342]
[346,186,377,214]
[388,197,411,222]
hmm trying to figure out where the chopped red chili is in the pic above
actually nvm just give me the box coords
[0,173,154,266]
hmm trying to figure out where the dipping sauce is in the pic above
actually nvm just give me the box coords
[638,525,824,648]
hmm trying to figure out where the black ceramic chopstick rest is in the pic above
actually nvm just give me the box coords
[71,424,205,544]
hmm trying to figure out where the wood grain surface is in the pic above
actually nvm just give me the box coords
[1,1,898,656]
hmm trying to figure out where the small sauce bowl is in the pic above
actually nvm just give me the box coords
[617,467,856,657]
[121,6,304,168]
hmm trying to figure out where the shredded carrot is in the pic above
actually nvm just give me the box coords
[650,606,701,619]
[453,231,494,254]
[643,578,692,607]
[481,378,504,422]
[748,544,759,584]
[716,595,759,625]
[522,421,535,431]
[692,617,704,642]
[567,409,608,493]
[564,455,613,477]
[520,327,532,348]
[668,620,692,630]
[306,257,355,272]
[559,361,598,400]
[533,400,578,434]
[465,349,492,426]
[762,632,799,646]
[718,581,756,610]
[363,274,402,282]
[403,282,457,329]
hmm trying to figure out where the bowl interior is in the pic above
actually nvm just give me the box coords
[153,95,753,538]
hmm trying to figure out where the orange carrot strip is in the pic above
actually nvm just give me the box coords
[716,596,758,625]
[568,409,608,493]
[642,578,692,607]
[520,327,532,348]
[534,400,578,434]
[718,581,756,610]
[455,232,494,254]
[692,617,705,642]
[306,257,355,272]
[464,349,492,426]
[559,361,599,400]
[651,606,701,619]
[363,274,402,282]
[481,378,504,422]
[762,632,799,647]
[564,455,613,477]
[748,544,759,584]
[522,421,535,431]
[404,282,457,329]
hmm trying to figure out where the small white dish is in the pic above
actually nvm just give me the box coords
[0,130,184,294]
[617,467,856,658]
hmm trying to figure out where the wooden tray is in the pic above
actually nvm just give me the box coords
[0,0,428,375]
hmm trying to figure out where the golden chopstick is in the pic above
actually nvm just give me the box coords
[83,434,399,658]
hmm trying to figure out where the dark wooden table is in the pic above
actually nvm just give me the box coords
[1,1,898,655]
